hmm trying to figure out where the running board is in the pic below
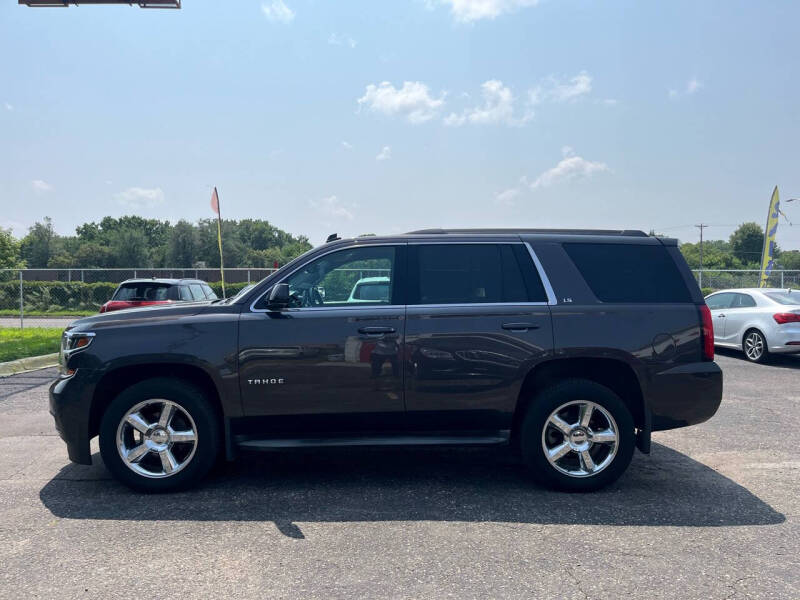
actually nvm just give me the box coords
[235,431,510,450]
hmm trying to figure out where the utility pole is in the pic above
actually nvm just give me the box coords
[696,223,708,289]
[695,224,708,269]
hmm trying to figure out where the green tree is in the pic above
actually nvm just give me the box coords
[729,222,777,266]
[110,228,151,267]
[0,228,21,268]
[20,218,58,268]
[167,220,196,267]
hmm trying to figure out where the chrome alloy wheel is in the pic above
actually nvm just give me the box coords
[744,331,765,361]
[541,400,619,478]
[116,399,198,479]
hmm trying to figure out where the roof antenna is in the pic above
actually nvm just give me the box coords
[326,233,341,243]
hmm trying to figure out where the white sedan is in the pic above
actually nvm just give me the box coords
[705,288,800,363]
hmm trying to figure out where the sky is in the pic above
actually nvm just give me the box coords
[1,0,799,249]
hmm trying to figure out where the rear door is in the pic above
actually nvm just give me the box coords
[403,242,553,432]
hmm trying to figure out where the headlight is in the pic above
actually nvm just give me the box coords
[59,331,95,376]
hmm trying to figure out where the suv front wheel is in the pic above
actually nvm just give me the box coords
[520,379,635,492]
[99,378,220,492]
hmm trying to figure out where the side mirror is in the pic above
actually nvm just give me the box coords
[267,283,290,310]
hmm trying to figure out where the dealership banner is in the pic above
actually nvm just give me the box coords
[759,186,780,288]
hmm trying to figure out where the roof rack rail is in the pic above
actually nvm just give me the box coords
[405,228,648,237]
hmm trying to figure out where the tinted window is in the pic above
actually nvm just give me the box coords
[189,284,206,301]
[732,293,756,308]
[201,284,218,300]
[412,244,532,304]
[272,246,396,308]
[564,243,692,303]
[178,286,193,301]
[113,283,170,301]
[705,293,734,310]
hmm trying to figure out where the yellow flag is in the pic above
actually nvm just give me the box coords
[211,187,226,298]
[759,186,780,288]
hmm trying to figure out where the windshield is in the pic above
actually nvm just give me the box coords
[113,283,171,301]
[764,291,800,306]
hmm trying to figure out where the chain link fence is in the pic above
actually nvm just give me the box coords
[0,268,276,327]
[2,268,800,328]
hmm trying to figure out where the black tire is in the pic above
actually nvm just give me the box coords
[742,329,769,364]
[519,379,635,492]
[99,378,221,493]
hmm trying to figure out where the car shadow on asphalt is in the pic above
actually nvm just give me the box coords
[715,346,800,369]
[38,442,785,538]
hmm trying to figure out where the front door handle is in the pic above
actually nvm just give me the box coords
[501,322,540,332]
[358,326,396,337]
[717,314,726,318]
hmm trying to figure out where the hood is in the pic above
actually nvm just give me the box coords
[67,300,215,332]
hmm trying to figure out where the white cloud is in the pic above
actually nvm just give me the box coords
[493,187,520,206]
[431,0,539,23]
[376,146,392,161]
[528,148,610,189]
[31,180,53,193]
[309,195,354,220]
[669,77,703,99]
[328,33,357,48]
[3,102,12,111]
[445,80,532,127]
[357,81,445,124]
[114,187,165,209]
[261,0,294,23]
[530,71,592,105]
[341,141,353,150]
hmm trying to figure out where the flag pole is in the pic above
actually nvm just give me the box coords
[213,187,226,298]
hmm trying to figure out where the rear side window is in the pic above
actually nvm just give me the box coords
[411,244,541,304]
[189,284,206,301]
[732,293,756,308]
[201,284,218,300]
[564,243,692,303]
[178,286,193,301]
[113,283,170,301]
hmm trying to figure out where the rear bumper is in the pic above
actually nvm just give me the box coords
[49,370,97,465]
[648,361,723,431]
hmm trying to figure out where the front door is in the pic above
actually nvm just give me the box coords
[705,292,734,342]
[238,244,406,433]
[404,242,553,432]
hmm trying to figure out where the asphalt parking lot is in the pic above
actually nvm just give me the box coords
[1,351,798,599]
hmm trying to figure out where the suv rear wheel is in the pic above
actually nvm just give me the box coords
[99,378,220,492]
[520,379,635,492]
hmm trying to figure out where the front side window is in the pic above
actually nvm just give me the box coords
[706,292,734,310]
[275,246,396,308]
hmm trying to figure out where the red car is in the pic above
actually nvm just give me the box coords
[100,278,218,313]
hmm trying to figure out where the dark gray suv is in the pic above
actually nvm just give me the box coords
[50,229,722,492]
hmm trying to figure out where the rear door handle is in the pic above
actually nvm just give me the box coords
[502,322,540,332]
[358,326,396,336]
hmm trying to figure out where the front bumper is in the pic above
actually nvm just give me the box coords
[49,370,97,464]
[648,361,723,431]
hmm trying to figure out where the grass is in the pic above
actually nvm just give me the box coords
[0,328,63,363]
[0,310,96,317]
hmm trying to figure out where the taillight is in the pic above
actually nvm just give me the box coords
[699,304,714,361]
[773,312,800,324]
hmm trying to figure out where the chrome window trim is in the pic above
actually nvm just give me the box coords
[250,240,557,312]
[524,242,558,305]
